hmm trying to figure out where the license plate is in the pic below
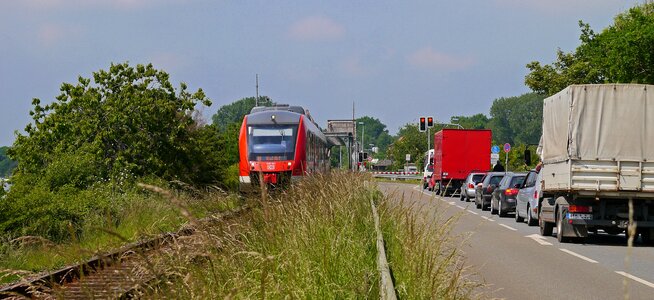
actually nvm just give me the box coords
[568,213,592,220]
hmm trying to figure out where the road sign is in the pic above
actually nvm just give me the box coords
[490,153,499,165]
[405,154,411,162]
[491,145,500,154]
[503,143,511,153]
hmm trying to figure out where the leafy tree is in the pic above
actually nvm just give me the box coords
[0,146,17,177]
[8,62,212,186]
[488,93,544,146]
[450,114,490,130]
[1,62,228,241]
[356,116,393,156]
[211,96,274,130]
[526,3,654,95]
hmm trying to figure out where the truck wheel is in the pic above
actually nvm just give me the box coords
[526,204,537,226]
[539,209,553,236]
[556,208,570,243]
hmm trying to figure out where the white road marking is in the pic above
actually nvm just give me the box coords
[559,248,598,264]
[499,224,518,231]
[468,211,479,215]
[525,234,553,246]
[615,271,654,289]
[447,201,455,205]
[480,216,495,222]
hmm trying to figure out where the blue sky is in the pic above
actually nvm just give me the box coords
[0,0,643,146]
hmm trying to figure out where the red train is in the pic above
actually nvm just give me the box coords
[238,105,330,192]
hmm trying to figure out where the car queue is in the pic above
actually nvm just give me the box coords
[449,166,543,227]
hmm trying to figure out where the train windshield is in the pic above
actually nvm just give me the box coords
[248,125,298,161]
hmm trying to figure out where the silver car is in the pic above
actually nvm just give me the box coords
[515,170,542,226]
[459,172,485,202]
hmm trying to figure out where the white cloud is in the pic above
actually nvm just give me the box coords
[341,56,369,77]
[148,52,188,73]
[36,23,82,47]
[406,47,475,71]
[288,16,345,41]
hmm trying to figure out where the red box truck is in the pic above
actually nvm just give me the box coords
[429,129,492,195]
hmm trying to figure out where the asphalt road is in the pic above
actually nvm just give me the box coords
[378,182,654,300]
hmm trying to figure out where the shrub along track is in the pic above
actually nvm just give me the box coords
[0,204,251,299]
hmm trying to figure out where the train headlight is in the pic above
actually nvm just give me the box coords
[287,162,292,169]
[271,115,276,121]
[250,162,255,170]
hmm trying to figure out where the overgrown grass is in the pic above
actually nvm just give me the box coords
[144,172,381,298]
[379,191,479,298]
[0,181,239,285]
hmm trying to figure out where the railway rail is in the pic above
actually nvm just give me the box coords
[0,205,250,299]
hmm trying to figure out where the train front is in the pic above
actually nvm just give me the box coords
[238,110,303,192]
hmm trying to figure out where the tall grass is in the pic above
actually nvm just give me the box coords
[143,172,381,298]
[379,191,479,299]
[142,172,477,299]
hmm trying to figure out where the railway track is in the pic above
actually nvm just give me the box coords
[0,204,251,299]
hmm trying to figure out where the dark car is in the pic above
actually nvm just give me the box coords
[474,172,505,210]
[490,172,527,217]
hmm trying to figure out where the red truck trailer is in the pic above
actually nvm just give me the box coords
[429,129,492,195]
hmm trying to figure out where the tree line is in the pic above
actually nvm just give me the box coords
[387,2,654,171]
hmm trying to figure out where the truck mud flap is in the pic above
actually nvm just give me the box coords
[560,208,589,238]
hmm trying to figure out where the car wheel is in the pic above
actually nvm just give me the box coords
[515,207,524,222]
[526,204,537,226]
[490,198,497,214]
[556,208,569,243]
[498,200,507,217]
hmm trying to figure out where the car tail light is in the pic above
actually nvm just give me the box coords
[504,188,519,196]
[468,183,474,189]
[569,205,592,213]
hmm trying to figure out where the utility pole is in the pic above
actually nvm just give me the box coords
[255,74,259,106]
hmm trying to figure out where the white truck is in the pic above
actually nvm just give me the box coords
[537,84,654,244]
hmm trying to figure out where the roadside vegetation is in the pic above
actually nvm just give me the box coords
[380,192,479,298]
[121,173,474,299]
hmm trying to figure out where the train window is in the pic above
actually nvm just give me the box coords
[248,125,298,161]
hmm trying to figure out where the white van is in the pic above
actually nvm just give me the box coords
[422,149,434,189]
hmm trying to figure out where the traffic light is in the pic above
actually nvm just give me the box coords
[427,116,434,128]
[358,152,364,163]
[419,117,426,132]
[363,152,368,161]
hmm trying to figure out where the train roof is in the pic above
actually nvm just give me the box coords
[248,104,319,127]
[251,105,307,115]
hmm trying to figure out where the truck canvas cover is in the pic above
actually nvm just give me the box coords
[541,84,654,164]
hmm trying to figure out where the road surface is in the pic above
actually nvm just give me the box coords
[379,182,654,300]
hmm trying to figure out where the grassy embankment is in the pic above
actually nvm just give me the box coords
[0,181,240,285]
[137,172,477,298]
[2,172,478,298]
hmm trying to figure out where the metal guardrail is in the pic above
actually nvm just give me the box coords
[371,172,422,180]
